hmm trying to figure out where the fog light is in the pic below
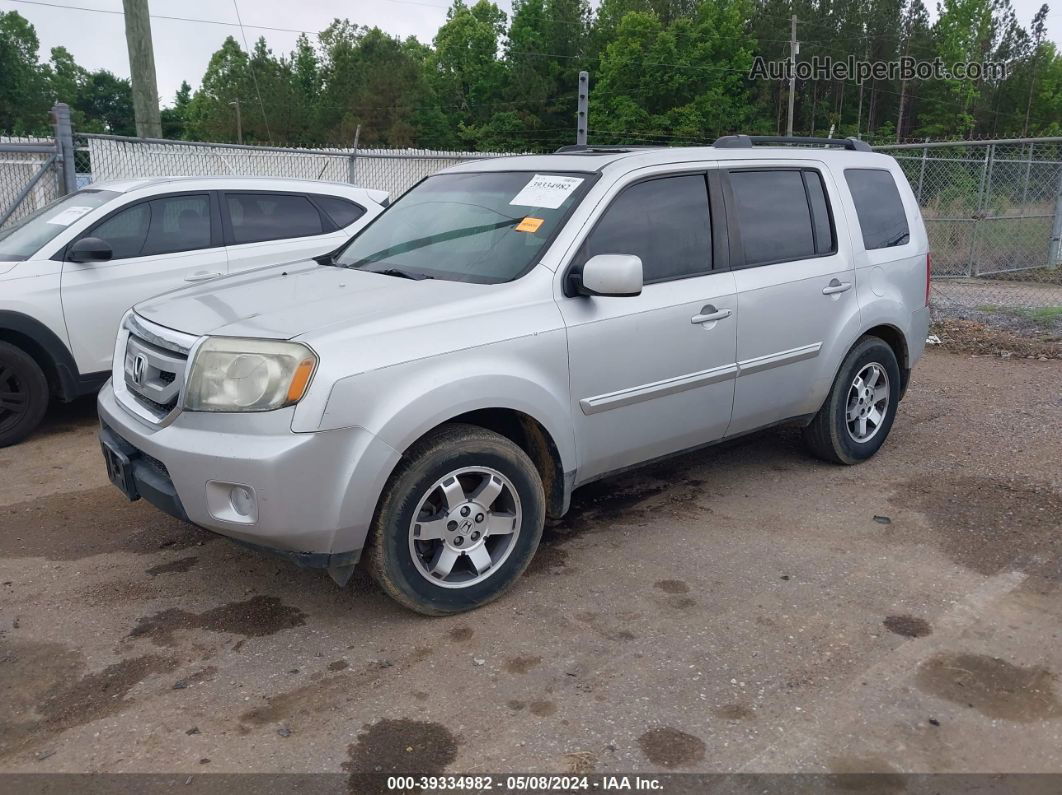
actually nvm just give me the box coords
[230,485,255,517]
[205,480,258,524]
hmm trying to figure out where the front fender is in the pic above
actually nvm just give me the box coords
[306,328,576,474]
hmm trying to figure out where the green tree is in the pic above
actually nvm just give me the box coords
[0,11,50,134]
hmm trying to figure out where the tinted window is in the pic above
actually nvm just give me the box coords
[803,171,835,254]
[845,168,910,249]
[729,170,815,266]
[91,203,150,259]
[313,194,365,228]
[226,193,324,244]
[582,175,710,283]
[141,194,212,256]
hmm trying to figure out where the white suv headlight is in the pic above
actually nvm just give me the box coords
[184,338,318,412]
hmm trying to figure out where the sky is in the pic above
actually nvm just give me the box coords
[2,0,1060,107]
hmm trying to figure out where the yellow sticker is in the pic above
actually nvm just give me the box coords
[515,217,544,233]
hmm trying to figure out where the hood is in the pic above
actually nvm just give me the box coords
[133,260,488,339]
[0,261,21,277]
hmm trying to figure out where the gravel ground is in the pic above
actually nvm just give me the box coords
[1,350,1060,780]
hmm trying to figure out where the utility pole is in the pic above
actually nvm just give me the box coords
[230,99,243,144]
[786,15,798,137]
[576,71,589,147]
[122,0,162,138]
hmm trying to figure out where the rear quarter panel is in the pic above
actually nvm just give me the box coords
[832,156,930,368]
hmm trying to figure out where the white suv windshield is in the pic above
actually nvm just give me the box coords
[0,190,118,261]
[332,171,594,283]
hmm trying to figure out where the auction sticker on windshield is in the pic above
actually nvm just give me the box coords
[46,206,94,226]
[510,174,584,209]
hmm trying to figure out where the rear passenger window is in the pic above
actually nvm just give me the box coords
[313,195,365,228]
[845,169,910,249]
[728,169,835,267]
[226,193,324,244]
[802,171,834,255]
[581,175,711,283]
[141,194,212,256]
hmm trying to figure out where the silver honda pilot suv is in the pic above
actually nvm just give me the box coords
[99,137,931,615]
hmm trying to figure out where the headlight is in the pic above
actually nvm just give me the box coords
[184,337,318,412]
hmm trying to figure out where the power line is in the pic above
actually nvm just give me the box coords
[231,0,272,142]
[2,0,449,36]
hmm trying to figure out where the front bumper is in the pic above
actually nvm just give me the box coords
[97,380,401,568]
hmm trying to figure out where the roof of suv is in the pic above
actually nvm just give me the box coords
[446,144,896,177]
[88,175,385,199]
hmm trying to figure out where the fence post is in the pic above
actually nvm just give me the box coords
[968,145,990,278]
[1022,141,1033,204]
[50,102,76,195]
[1049,164,1062,269]
[915,137,929,204]
[348,124,361,185]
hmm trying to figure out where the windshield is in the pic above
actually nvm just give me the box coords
[332,171,594,283]
[0,189,118,261]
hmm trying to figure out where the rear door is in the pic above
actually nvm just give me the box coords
[722,163,860,436]
[559,170,738,481]
[60,191,226,374]
[222,191,350,272]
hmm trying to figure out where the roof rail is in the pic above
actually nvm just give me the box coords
[713,135,872,152]
[554,144,663,153]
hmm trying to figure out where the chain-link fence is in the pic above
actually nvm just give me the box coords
[0,137,62,228]
[74,133,504,199]
[877,138,1062,339]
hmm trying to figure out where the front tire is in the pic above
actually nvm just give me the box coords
[803,336,901,465]
[0,341,49,448]
[367,423,545,615]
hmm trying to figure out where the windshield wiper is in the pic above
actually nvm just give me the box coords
[366,266,433,281]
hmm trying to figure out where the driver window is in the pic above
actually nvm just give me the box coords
[90,203,150,260]
[580,175,711,284]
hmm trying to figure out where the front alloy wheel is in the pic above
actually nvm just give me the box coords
[368,423,545,615]
[0,341,49,448]
[409,466,522,588]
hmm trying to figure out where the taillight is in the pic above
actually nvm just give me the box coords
[925,252,932,307]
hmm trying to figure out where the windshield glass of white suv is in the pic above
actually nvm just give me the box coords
[0,189,118,261]
[332,171,593,283]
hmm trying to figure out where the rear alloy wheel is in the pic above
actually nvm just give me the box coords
[0,341,49,448]
[368,423,545,615]
[803,336,901,465]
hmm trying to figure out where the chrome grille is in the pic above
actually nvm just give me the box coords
[113,313,199,426]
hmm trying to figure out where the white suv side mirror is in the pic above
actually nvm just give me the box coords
[577,254,643,297]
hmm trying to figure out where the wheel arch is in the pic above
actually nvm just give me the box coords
[0,311,81,400]
[862,323,911,396]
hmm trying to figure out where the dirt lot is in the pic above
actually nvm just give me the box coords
[1,350,1060,778]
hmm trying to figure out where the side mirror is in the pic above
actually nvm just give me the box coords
[68,237,113,264]
[575,254,643,297]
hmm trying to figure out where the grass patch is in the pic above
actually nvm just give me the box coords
[985,267,1062,286]
[975,305,1062,328]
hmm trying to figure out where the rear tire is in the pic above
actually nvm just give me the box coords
[803,336,901,465]
[367,423,545,615]
[0,341,49,448]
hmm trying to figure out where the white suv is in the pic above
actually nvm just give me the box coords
[98,138,931,615]
[0,177,386,445]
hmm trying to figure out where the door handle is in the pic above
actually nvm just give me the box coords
[822,279,852,295]
[691,306,732,324]
[184,271,222,282]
